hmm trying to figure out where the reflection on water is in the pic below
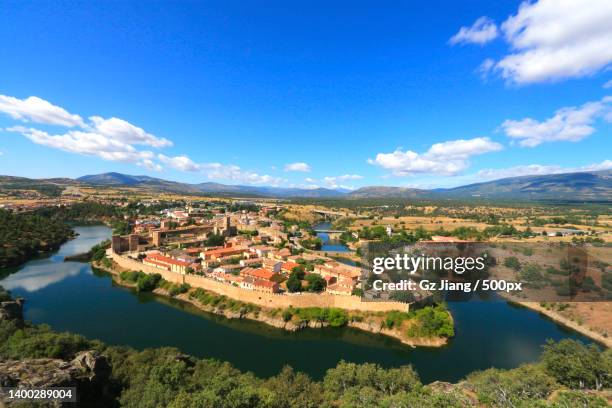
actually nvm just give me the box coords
[0,225,110,292]
[57,225,111,257]
[2,261,87,292]
[0,225,597,383]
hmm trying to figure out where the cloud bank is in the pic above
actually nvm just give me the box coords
[0,94,279,185]
[501,96,612,147]
[459,0,612,84]
[369,137,503,176]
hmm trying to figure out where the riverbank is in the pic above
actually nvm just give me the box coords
[93,260,448,348]
[508,299,611,348]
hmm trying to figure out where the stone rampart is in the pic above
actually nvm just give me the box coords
[109,252,408,312]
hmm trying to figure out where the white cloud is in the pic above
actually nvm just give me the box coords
[490,0,612,84]
[284,162,311,172]
[157,155,283,185]
[204,163,284,185]
[368,137,503,176]
[478,58,496,79]
[476,160,612,180]
[88,116,172,148]
[158,154,201,172]
[603,79,612,89]
[581,159,612,171]
[139,159,162,172]
[322,174,363,190]
[449,16,498,46]
[0,94,293,186]
[304,177,317,183]
[0,95,85,127]
[501,97,612,147]
[335,174,363,180]
[1,94,173,170]
[6,125,155,167]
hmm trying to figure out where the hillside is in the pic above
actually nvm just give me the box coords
[443,170,612,200]
[2,170,610,201]
[348,186,430,198]
[76,173,344,197]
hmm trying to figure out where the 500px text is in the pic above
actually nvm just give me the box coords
[372,279,523,293]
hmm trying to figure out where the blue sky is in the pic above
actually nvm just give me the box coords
[0,0,611,189]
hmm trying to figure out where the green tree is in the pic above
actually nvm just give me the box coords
[466,364,557,406]
[205,234,225,247]
[286,273,303,293]
[304,274,326,292]
[291,265,306,280]
[541,339,610,390]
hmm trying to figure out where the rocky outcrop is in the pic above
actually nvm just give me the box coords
[426,381,479,405]
[0,351,113,406]
[0,292,114,406]
[0,297,25,325]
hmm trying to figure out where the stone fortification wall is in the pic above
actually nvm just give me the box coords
[109,252,408,312]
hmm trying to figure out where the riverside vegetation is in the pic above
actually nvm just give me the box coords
[0,286,610,407]
[0,209,74,269]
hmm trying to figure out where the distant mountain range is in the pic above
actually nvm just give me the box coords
[442,171,612,200]
[76,172,346,198]
[1,170,610,201]
[349,171,611,201]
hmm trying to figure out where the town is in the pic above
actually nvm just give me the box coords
[106,201,378,310]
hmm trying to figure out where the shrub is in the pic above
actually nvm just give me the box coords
[282,309,293,322]
[120,270,141,283]
[406,304,453,338]
[136,273,162,292]
[383,311,411,329]
[504,256,521,271]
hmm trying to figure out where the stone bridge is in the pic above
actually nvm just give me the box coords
[312,209,346,220]
[313,229,346,239]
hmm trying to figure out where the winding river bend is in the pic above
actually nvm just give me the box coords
[0,226,594,383]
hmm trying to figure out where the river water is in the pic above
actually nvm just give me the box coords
[0,225,594,383]
[314,222,350,252]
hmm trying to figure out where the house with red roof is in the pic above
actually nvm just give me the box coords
[143,253,194,274]
[281,261,300,274]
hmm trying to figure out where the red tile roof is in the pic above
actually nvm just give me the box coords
[281,262,300,271]
[241,268,275,280]
[145,253,190,267]
[202,247,245,257]
[143,259,170,269]
[254,279,277,289]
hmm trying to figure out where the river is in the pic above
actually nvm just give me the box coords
[0,225,595,383]
[314,221,350,252]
